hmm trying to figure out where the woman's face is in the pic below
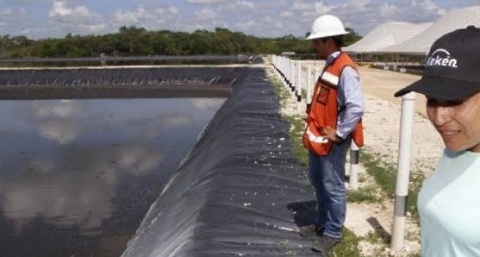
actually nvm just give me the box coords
[426,91,480,152]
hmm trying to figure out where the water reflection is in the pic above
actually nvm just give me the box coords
[0,98,225,257]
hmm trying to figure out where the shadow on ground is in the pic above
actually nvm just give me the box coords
[287,200,318,227]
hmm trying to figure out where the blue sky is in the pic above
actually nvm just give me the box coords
[0,0,477,39]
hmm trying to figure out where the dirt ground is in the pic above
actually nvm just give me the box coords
[358,66,427,115]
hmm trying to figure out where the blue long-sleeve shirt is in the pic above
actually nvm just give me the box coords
[326,51,365,139]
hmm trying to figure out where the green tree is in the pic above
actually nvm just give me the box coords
[0,25,363,58]
[344,27,362,46]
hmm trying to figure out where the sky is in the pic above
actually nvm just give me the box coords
[0,0,478,39]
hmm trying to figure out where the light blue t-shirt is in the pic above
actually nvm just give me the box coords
[418,149,480,257]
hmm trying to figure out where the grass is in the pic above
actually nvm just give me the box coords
[334,228,365,257]
[347,185,381,203]
[359,149,397,197]
[360,147,424,222]
[283,115,308,166]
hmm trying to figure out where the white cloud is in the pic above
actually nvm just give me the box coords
[236,0,255,9]
[412,0,437,10]
[154,6,178,16]
[45,1,108,35]
[292,2,313,11]
[195,7,218,21]
[114,7,145,24]
[28,101,83,144]
[222,0,255,10]
[32,100,79,118]
[0,165,116,233]
[78,23,107,32]
[187,0,224,4]
[38,120,82,145]
[160,115,193,127]
[379,3,400,17]
[117,145,164,175]
[281,11,295,18]
[236,20,255,31]
[410,0,446,15]
[1,8,25,15]
[347,0,370,8]
[114,6,179,28]
[314,1,334,13]
[190,98,225,110]
[48,1,92,18]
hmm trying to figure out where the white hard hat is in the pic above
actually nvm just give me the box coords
[306,15,349,40]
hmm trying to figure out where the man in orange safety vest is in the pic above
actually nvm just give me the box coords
[300,14,365,254]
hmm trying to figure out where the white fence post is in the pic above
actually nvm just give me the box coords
[296,61,302,109]
[349,142,360,189]
[391,92,416,253]
[291,61,297,101]
[306,66,313,105]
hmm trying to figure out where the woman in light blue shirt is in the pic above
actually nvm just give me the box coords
[395,26,480,257]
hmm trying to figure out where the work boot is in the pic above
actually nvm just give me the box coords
[311,235,342,254]
[299,224,324,238]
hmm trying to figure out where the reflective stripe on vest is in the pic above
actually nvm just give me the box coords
[321,71,339,86]
[306,127,328,144]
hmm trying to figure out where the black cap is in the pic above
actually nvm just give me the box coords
[394,26,480,100]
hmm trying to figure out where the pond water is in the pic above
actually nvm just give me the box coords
[0,97,225,257]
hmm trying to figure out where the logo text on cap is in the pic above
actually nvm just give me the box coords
[426,49,458,68]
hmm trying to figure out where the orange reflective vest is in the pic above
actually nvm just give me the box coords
[302,52,364,156]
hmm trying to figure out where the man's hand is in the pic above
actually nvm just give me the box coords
[321,126,341,142]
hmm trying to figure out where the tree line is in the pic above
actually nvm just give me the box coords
[0,26,361,58]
